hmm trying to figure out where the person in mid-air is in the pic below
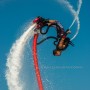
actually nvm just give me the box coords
[33,16,73,56]
[53,29,72,56]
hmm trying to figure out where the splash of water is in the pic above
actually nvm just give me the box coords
[6,23,36,90]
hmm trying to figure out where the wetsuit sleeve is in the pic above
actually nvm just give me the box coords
[40,17,49,24]
[44,19,49,23]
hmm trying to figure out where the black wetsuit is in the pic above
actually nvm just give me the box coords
[37,16,49,25]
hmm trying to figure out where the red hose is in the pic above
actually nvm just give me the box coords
[32,34,44,90]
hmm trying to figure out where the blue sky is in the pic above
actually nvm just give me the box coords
[0,0,90,90]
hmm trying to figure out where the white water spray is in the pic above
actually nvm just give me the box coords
[58,0,82,40]
[69,0,82,29]
[5,23,36,90]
